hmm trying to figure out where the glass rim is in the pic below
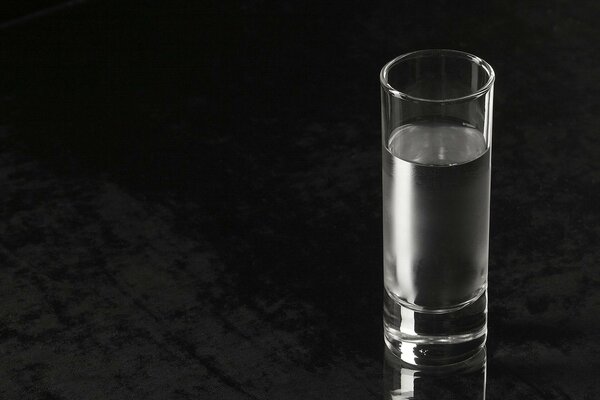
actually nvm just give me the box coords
[380,49,495,103]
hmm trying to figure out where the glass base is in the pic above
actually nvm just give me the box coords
[383,290,487,366]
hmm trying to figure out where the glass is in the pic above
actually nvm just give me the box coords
[381,49,495,365]
[383,346,486,399]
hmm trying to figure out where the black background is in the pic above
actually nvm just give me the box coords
[0,1,598,399]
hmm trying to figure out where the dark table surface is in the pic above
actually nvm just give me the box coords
[0,1,599,399]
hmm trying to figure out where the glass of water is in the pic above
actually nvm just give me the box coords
[381,49,495,365]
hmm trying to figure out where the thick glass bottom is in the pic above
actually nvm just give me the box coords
[384,289,487,366]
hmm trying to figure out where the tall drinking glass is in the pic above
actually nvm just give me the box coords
[381,49,495,365]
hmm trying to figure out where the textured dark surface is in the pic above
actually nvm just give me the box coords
[0,1,599,399]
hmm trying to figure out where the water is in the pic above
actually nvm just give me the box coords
[382,120,490,364]
[387,122,487,166]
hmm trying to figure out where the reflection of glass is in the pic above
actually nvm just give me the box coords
[383,346,486,400]
[381,50,495,365]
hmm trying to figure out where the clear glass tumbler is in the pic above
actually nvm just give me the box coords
[381,49,495,365]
